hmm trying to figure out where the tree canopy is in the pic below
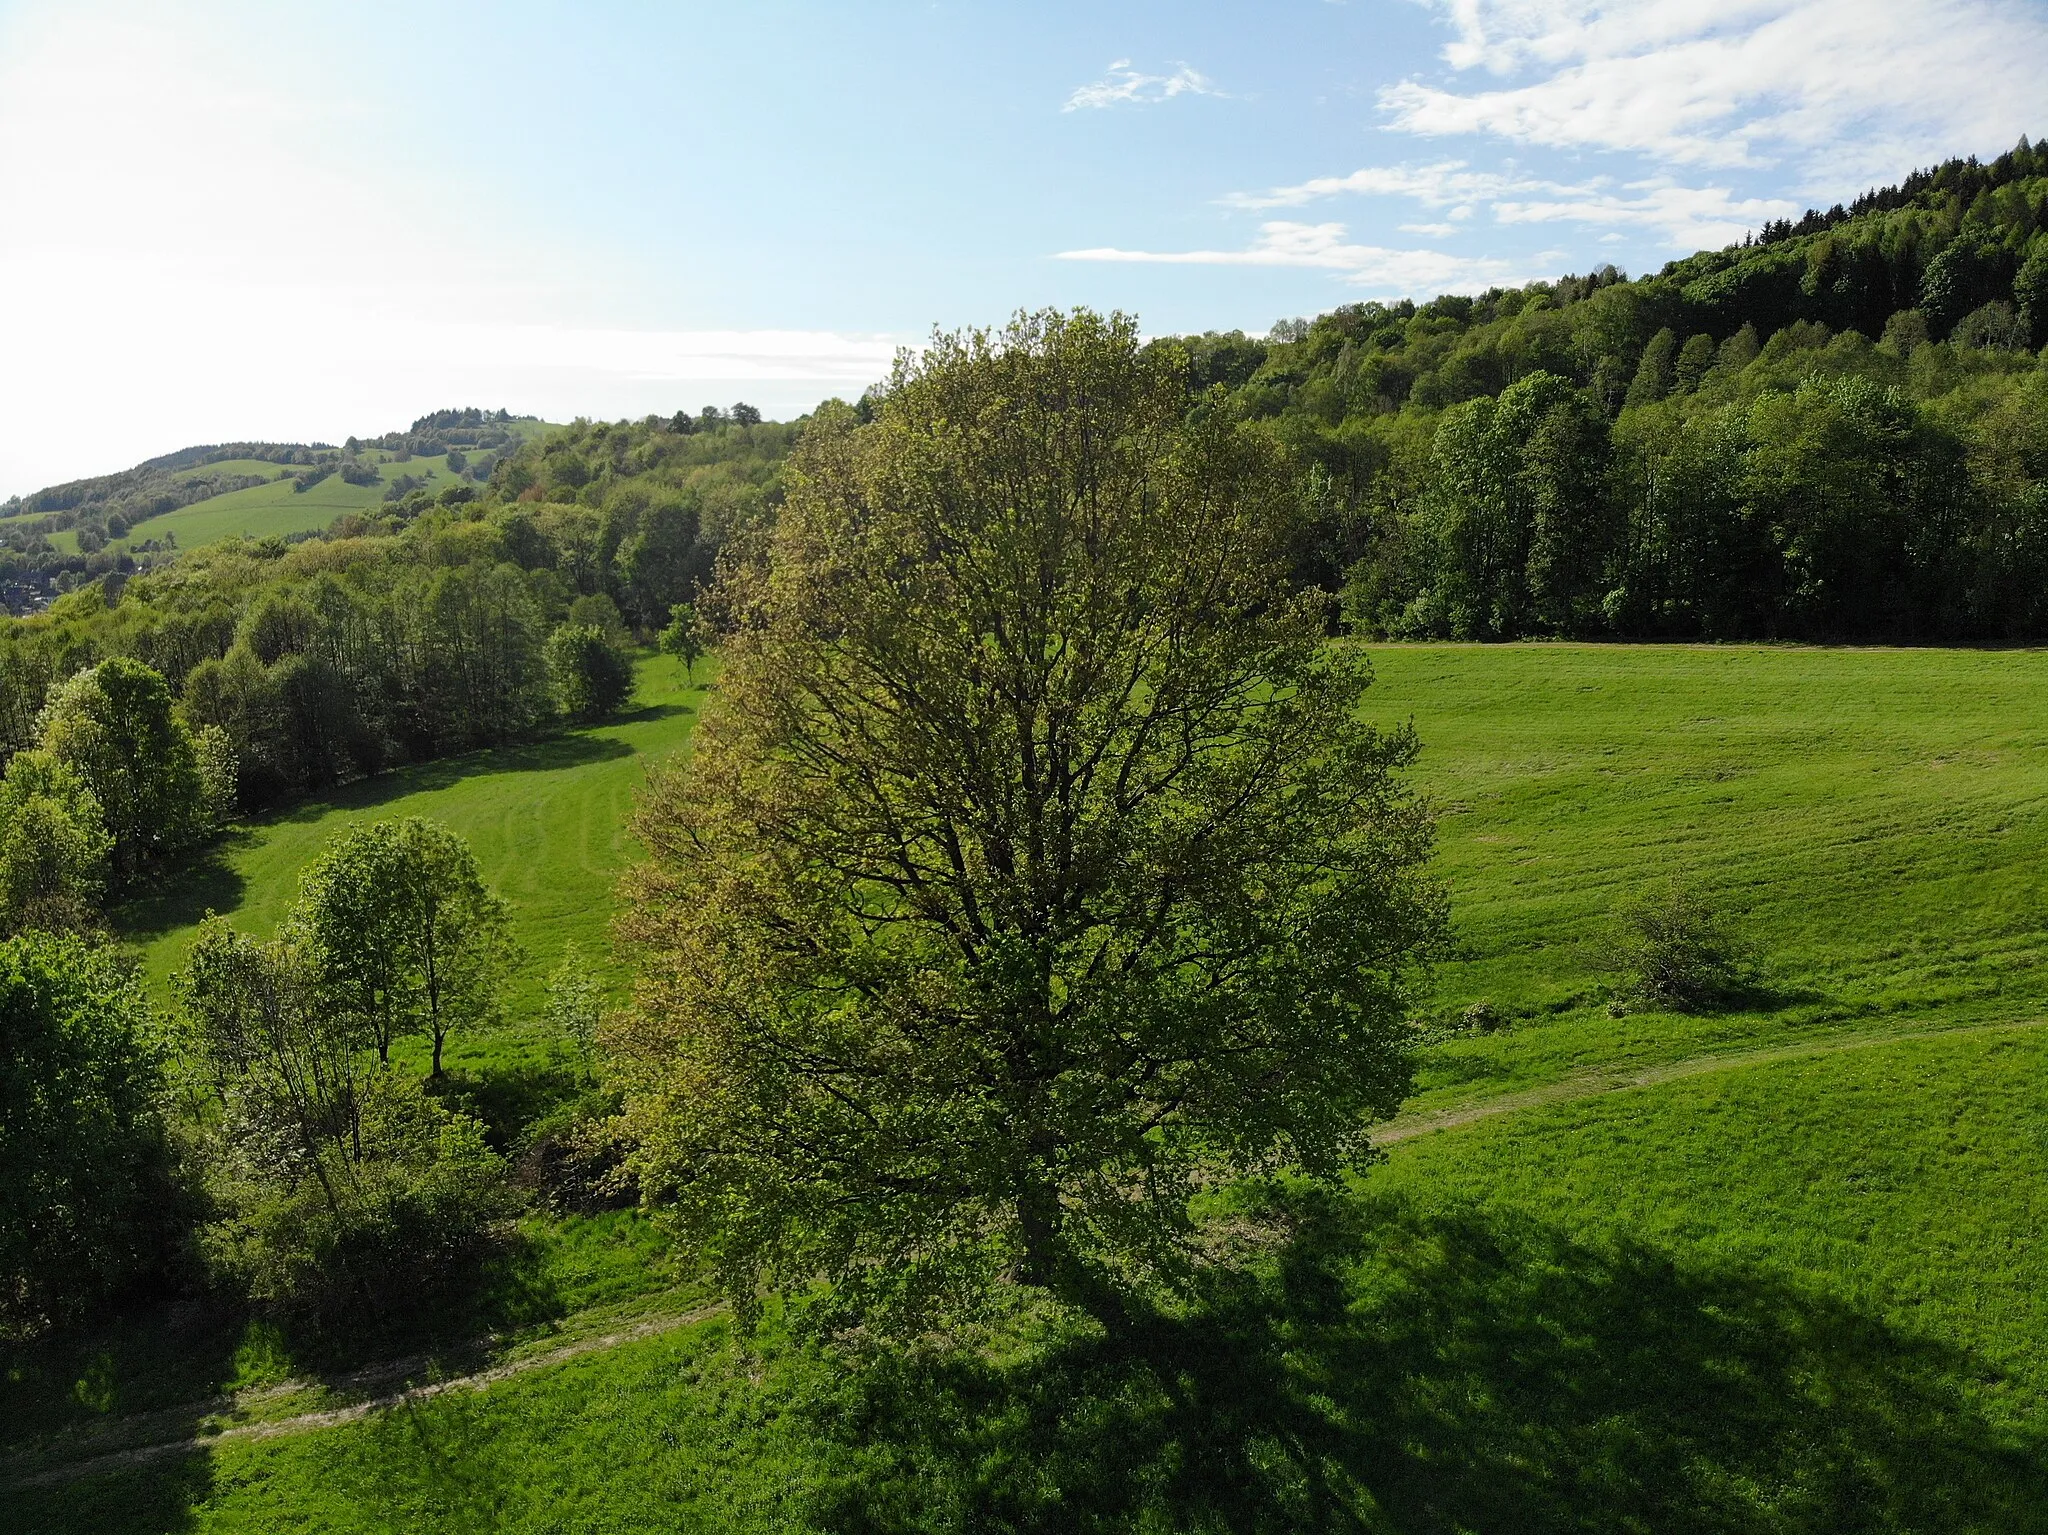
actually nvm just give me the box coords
[609,309,1445,1327]
[0,932,172,1338]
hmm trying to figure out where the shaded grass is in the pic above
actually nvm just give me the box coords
[16,1028,2048,1531]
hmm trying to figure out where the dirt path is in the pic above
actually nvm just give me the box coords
[1374,1015,2047,1146]
[11,1303,726,1489]
[18,1015,2044,1490]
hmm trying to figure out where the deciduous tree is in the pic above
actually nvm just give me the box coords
[610,309,1445,1328]
[293,819,513,1077]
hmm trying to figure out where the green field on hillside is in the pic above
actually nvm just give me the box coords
[114,649,708,1052]
[14,642,2048,1531]
[21,420,562,558]
[119,457,459,551]
[1365,642,2048,1109]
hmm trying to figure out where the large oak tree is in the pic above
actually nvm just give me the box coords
[610,310,1445,1326]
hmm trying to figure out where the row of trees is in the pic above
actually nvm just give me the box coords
[1342,357,2048,641]
[0,816,517,1338]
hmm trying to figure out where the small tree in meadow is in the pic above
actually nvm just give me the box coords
[545,623,634,722]
[657,603,702,680]
[547,941,604,1062]
[1607,878,1758,1011]
[293,818,514,1076]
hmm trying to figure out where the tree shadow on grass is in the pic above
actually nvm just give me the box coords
[108,730,636,944]
[808,1192,2048,1534]
[282,729,638,822]
[108,835,254,943]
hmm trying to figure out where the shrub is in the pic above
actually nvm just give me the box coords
[1607,879,1758,1011]
[0,933,175,1338]
[203,1068,514,1321]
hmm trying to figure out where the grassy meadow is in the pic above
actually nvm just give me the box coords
[12,641,2048,1531]
[115,648,711,1050]
[117,455,465,553]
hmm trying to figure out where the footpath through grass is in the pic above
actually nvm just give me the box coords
[15,643,2048,1531]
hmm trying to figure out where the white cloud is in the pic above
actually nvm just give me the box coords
[1065,59,1223,111]
[1227,154,1799,249]
[1225,159,1552,210]
[1385,0,2048,184]
[1059,222,1521,291]
[1492,179,1798,247]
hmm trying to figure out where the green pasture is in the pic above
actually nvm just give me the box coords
[168,460,296,482]
[1362,642,2048,1107]
[117,456,460,551]
[115,649,709,1065]
[16,642,2048,1530]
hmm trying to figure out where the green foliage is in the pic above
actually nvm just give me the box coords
[40,658,210,885]
[179,917,513,1322]
[656,601,702,677]
[201,1067,512,1321]
[0,749,111,933]
[0,932,172,1339]
[543,622,633,722]
[545,941,602,1060]
[1606,878,1760,1011]
[1171,142,2048,641]
[292,818,514,1076]
[614,311,1444,1329]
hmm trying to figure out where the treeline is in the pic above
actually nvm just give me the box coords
[0,411,786,821]
[1176,137,2048,641]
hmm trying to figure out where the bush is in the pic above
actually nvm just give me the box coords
[545,623,634,722]
[1607,879,1758,1011]
[0,933,176,1338]
[203,1068,513,1322]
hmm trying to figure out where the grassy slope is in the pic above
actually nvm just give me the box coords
[16,643,2048,1531]
[117,456,456,552]
[116,649,709,1059]
[1365,642,2048,1107]
[33,421,560,557]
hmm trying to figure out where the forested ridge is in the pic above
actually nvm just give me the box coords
[1190,136,2048,641]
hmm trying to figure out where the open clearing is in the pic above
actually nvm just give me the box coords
[13,642,2048,1532]
[115,649,710,1050]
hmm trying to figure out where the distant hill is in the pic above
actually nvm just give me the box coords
[0,410,554,612]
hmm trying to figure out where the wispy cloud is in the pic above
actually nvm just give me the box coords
[1225,156,1798,249]
[1224,160,1556,210]
[1064,59,1223,111]
[1383,0,2048,184]
[1059,222,1522,292]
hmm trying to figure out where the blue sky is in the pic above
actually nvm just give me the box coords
[1,0,2043,493]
